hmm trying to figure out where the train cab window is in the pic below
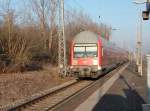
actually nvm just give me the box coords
[74,47,85,58]
[86,46,97,57]
[74,43,97,58]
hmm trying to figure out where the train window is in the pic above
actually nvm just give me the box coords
[73,43,98,58]
[74,47,85,52]
[86,46,97,57]
[74,47,85,58]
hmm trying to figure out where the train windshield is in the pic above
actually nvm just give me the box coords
[74,44,97,58]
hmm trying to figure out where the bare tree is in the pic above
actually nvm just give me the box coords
[0,0,13,55]
[49,0,58,50]
[0,0,36,72]
[31,0,50,50]
[31,0,59,50]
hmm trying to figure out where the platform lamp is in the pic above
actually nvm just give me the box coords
[142,1,150,20]
[143,1,150,20]
[133,0,150,20]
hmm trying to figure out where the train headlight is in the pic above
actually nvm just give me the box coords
[73,60,78,65]
[70,66,73,69]
[93,60,98,65]
[59,64,63,68]
[98,66,101,70]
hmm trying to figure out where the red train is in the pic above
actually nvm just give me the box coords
[70,31,128,78]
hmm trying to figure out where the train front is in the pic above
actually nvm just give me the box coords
[70,31,102,78]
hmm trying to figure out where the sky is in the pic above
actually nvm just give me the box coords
[65,0,150,54]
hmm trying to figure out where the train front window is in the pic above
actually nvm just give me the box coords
[74,44,97,58]
[86,46,97,57]
[74,47,85,58]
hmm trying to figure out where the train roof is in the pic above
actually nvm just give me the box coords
[73,31,99,43]
[73,30,113,46]
[73,30,109,44]
[73,30,124,52]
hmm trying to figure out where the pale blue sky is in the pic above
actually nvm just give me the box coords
[65,0,150,54]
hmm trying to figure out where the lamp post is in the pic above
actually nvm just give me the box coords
[133,2,143,76]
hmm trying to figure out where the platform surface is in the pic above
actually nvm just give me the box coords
[92,63,147,111]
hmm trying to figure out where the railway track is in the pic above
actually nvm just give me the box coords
[0,79,93,111]
[0,63,129,111]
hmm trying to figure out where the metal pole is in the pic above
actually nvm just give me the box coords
[58,0,67,77]
[139,7,143,76]
[58,0,61,75]
[61,0,67,76]
[136,7,143,76]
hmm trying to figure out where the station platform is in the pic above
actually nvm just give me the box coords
[75,63,147,111]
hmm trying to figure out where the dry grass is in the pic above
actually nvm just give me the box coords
[0,65,74,106]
